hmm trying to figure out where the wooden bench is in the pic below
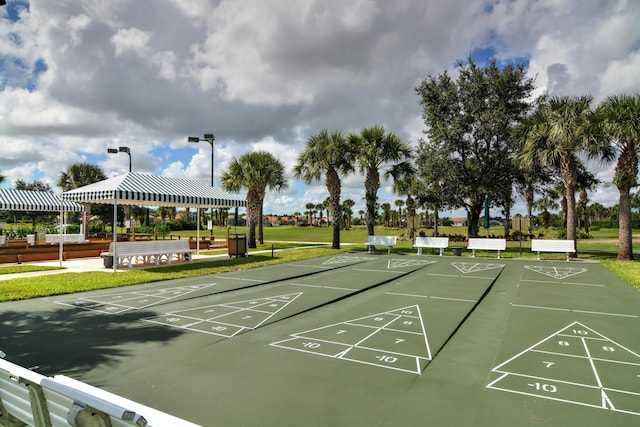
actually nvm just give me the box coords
[531,239,575,261]
[100,240,194,269]
[366,235,397,253]
[413,237,449,256]
[467,238,506,258]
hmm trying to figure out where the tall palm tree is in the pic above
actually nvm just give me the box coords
[221,151,288,248]
[518,96,613,255]
[305,202,315,225]
[349,125,412,236]
[342,199,355,229]
[380,202,392,227]
[294,129,354,249]
[58,163,107,238]
[595,93,640,260]
[533,197,559,229]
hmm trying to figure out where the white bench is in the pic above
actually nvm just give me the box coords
[100,240,194,269]
[413,237,449,256]
[45,233,88,244]
[531,239,575,261]
[0,357,198,426]
[467,238,506,258]
[366,235,397,253]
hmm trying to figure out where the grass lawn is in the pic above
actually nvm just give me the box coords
[1,225,638,302]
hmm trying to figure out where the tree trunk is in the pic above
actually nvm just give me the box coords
[258,200,264,245]
[525,185,534,236]
[247,190,260,248]
[618,187,634,261]
[467,202,482,238]
[561,156,578,256]
[326,168,341,250]
[364,167,380,236]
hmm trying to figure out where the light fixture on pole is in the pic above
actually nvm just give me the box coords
[107,146,132,172]
[187,133,215,187]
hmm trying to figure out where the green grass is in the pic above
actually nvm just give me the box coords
[0,247,348,302]
[0,265,64,275]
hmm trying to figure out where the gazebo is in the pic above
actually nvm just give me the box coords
[61,173,247,267]
[0,188,85,247]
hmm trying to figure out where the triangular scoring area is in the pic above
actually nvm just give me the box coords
[142,292,303,338]
[387,259,436,269]
[322,255,374,265]
[54,283,217,314]
[487,321,640,416]
[451,262,504,274]
[524,265,588,280]
[270,305,431,375]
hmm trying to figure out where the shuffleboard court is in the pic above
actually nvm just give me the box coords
[0,254,638,426]
[53,254,376,315]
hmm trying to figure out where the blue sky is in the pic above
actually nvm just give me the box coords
[1,0,639,218]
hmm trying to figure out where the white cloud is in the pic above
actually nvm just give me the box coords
[1,0,639,215]
[111,27,150,56]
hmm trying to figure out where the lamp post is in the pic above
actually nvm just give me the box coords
[187,133,215,186]
[108,146,132,234]
[107,146,132,172]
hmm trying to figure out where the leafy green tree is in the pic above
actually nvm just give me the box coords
[349,125,412,236]
[58,163,108,237]
[416,57,535,237]
[595,93,640,260]
[14,179,54,226]
[533,197,559,229]
[380,202,392,227]
[221,151,288,248]
[519,96,614,254]
[305,203,315,225]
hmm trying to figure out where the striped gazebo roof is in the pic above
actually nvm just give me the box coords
[0,189,85,212]
[62,173,247,208]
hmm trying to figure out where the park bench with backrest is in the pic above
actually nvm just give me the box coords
[45,233,89,244]
[0,356,198,426]
[366,235,397,253]
[100,240,193,269]
[413,236,449,256]
[467,238,506,258]
[531,239,575,261]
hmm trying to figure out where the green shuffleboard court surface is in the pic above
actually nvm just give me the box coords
[0,253,638,426]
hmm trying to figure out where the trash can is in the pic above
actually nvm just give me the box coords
[228,234,247,258]
[103,255,114,268]
[452,246,463,256]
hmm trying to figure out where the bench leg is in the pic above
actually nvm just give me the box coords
[497,250,501,259]
[439,248,444,256]
[387,246,392,254]
[417,248,422,255]
[566,252,570,261]
[472,249,476,258]
[537,251,541,260]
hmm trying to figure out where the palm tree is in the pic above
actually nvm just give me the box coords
[305,202,315,225]
[221,151,288,248]
[595,93,640,260]
[349,125,412,236]
[394,199,404,228]
[58,163,107,238]
[380,202,392,227]
[533,197,560,229]
[342,199,355,229]
[518,96,613,255]
[294,129,354,249]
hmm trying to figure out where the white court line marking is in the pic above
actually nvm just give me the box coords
[289,283,357,291]
[385,292,476,303]
[427,273,493,280]
[212,276,266,282]
[519,279,604,287]
[511,304,638,318]
[352,268,406,274]
[510,304,570,312]
[287,264,332,269]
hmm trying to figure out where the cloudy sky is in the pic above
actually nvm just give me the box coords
[1,0,639,218]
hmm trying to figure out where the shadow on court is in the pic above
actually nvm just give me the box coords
[0,306,183,381]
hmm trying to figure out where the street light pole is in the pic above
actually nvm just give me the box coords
[107,146,132,172]
[188,133,215,186]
